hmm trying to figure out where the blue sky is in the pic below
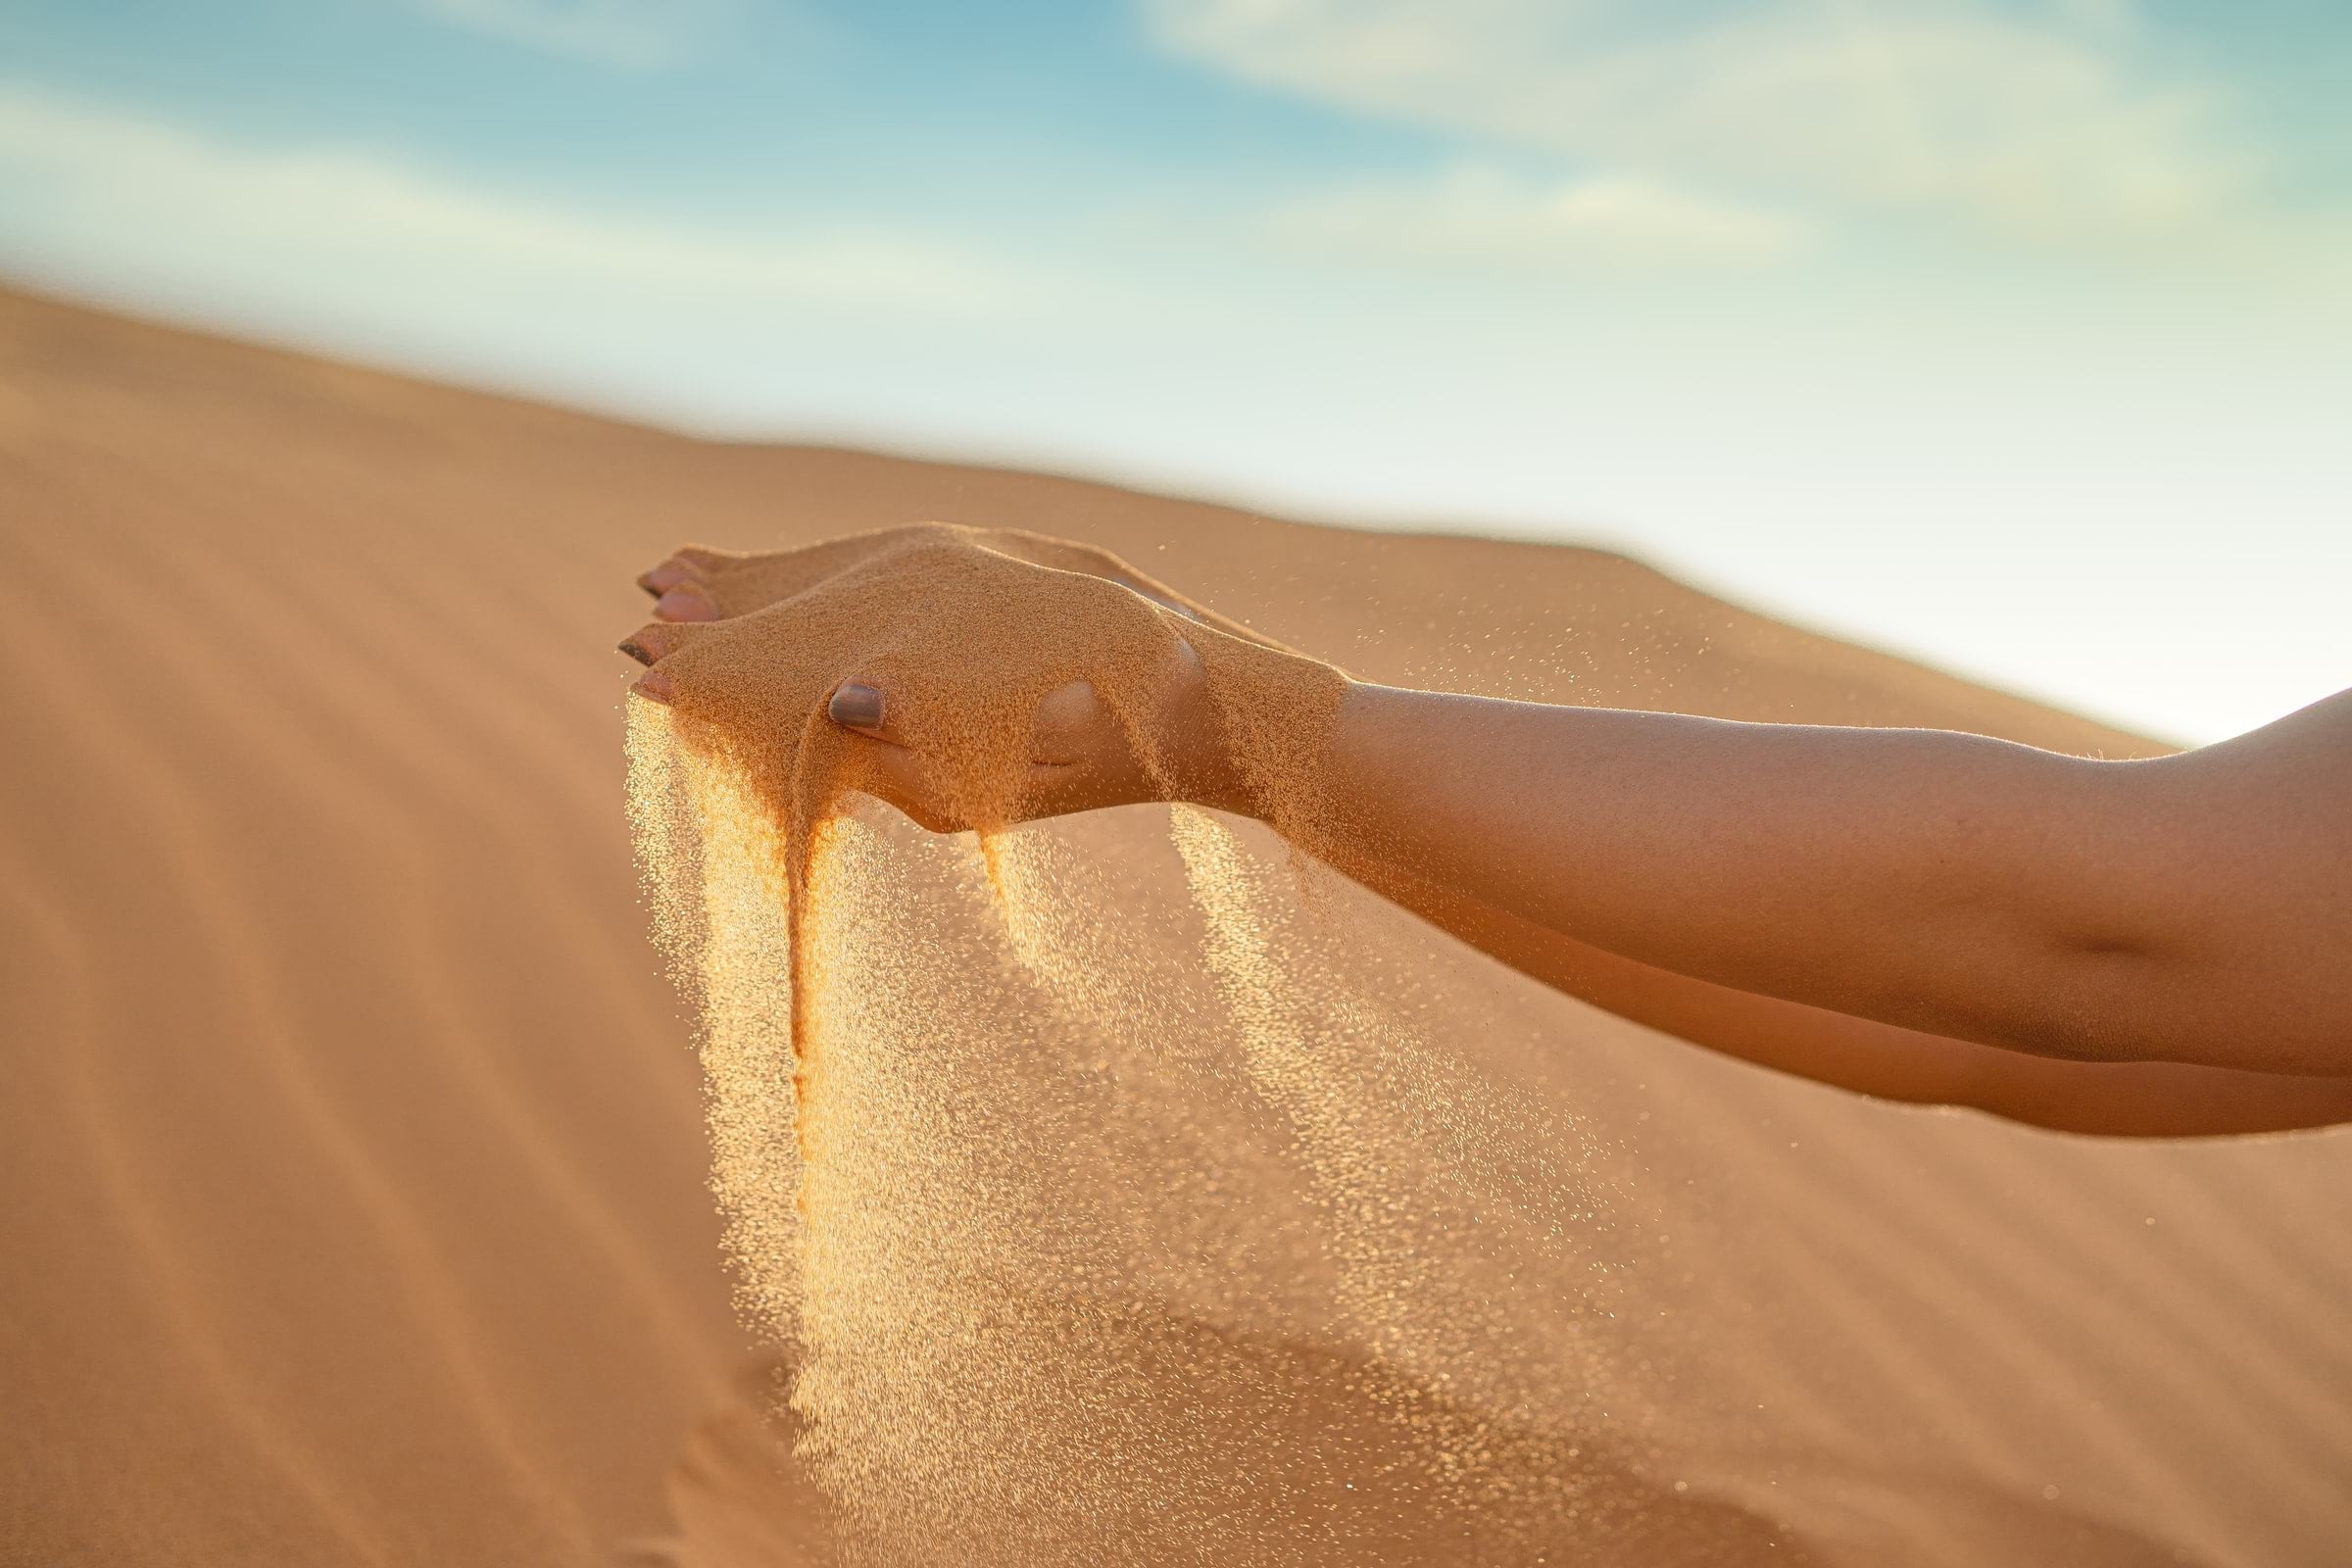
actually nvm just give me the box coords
[2,0,2346,742]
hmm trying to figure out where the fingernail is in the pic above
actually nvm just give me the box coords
[640,563,691,594]
[656,585,719,622]
[633,669,676,705]
[617,639,652,664]
[828,682,884,731]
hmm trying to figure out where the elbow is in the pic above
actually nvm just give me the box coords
[1919,926,2179,1066]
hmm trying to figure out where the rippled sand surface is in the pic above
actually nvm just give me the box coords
[3,285,2345,1566]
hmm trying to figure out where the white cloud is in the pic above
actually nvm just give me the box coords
[0,85,1053,316]
[1148,0,2255,239]
[1267,165,1804,268]
[413,0,731,69]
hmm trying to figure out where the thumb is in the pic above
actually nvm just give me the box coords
[827,681,905,745]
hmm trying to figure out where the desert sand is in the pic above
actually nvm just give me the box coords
[2,283,2347,1567]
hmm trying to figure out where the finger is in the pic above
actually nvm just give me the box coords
[826,681,908,745]
[1030,636,1200,762]
[666,525,969,620]
[654,582,722,622]
[638,562,700,596]
[1091,560,1278,650]
[631,668,676,705]
[636,546,740,597]
[616,620,711,665]
[833,723,961,832]
[1030,680,1103,765]
[984,532,1202,622]
[844,731,929,800]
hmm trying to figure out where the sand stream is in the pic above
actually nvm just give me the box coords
[10,288,2346,1567]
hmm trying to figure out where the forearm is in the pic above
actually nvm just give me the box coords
[1287,681,2177,1064]
[1587,947,2352,1137]
[1298,792,2352,1134]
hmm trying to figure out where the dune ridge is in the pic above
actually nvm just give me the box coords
[2,284,2345,1566]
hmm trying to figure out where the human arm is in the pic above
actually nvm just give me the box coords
[1331,830,2352,1135]
[808,658,2352,1127]
[1266,681,2352,1079]
[624,530,2352,1130]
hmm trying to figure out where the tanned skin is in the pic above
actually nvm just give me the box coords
[624,527,2352,1139]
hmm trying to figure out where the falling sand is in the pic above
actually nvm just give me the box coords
[626,526,1798,1563]
[21,291,2346,1568]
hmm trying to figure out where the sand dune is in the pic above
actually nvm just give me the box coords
[2,284,2346,1566]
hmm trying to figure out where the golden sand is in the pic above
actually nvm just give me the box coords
[14,289,2343,1568]
[623,527,1775,1562]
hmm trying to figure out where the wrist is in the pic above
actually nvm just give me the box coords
[1155,648,1257,816]
[1161,642,1354,827]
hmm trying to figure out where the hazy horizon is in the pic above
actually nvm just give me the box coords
[5,0,2346,742]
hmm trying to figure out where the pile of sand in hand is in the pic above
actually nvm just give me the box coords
[626,526,1795,1565]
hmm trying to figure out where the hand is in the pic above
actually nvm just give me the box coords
[619,524,1256,832]
[814,638,1236,830]
[630,522,1265,643]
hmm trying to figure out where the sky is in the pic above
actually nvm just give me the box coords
[1,0,2346,743]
